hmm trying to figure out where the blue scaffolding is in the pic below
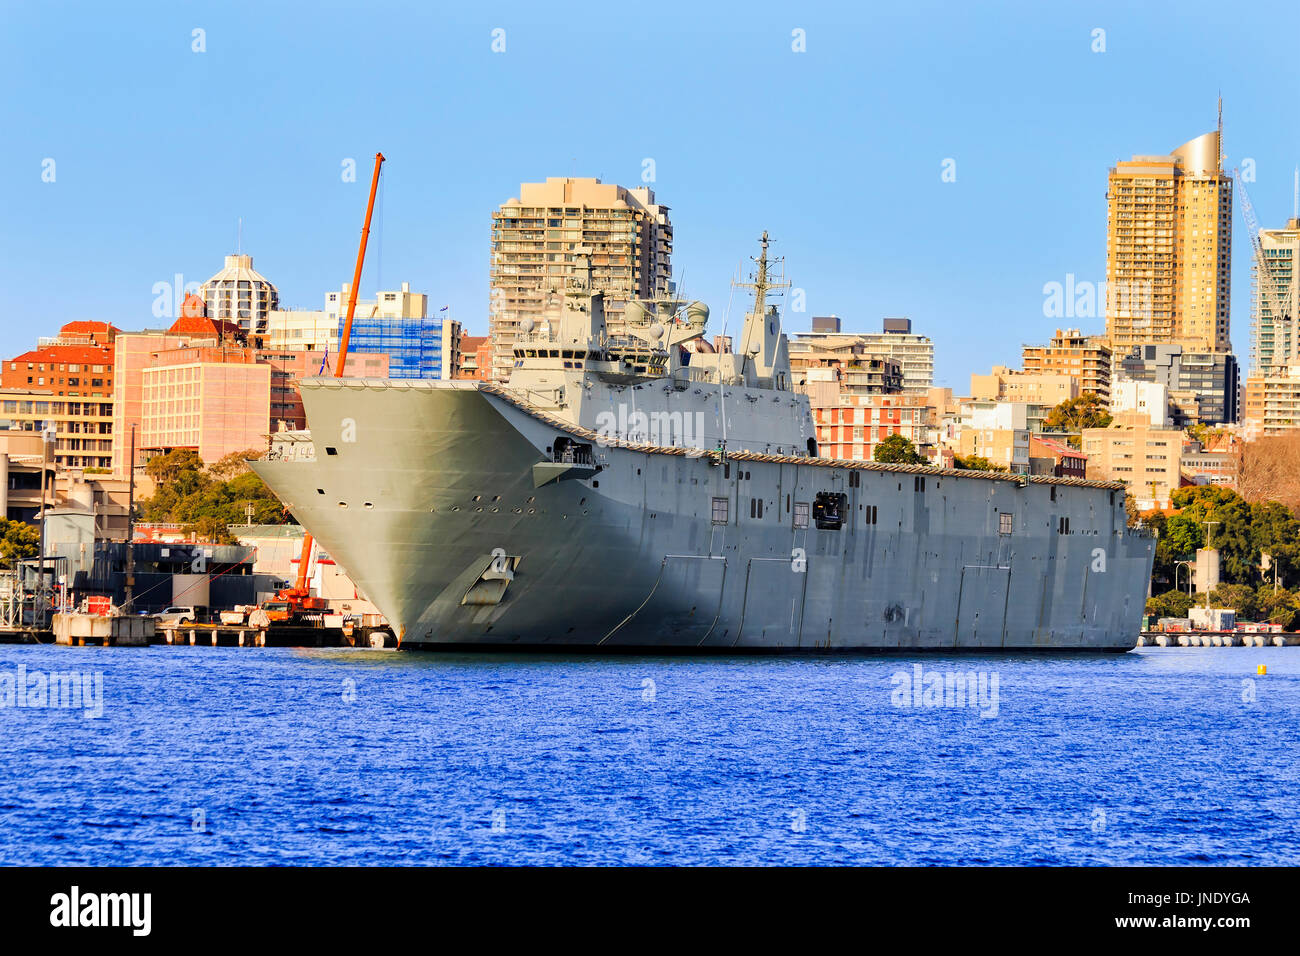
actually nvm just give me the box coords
[337,315,447,379]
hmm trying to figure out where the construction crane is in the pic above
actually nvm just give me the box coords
[1235,167,1297,369]
[269,152,385,624]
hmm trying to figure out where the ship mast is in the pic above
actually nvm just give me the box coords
[734,230,790,379]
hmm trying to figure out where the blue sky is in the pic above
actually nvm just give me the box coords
[3,0,1298,388]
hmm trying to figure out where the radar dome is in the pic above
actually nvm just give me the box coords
[625,301,650,325]
[519,317,535,334]
[686,301,710,326]
[650,322,665,339]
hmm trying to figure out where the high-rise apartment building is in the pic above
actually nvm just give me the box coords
[489,178,672,382]
[1243,364,1300,435]
[200,253,280,335]
[1105,130,1232,353]
[1113,343,1239,425]
[791,317,934,392]
[1021,328,1112,404]
[1250,217,1300,372]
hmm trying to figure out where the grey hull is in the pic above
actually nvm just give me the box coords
[253,380,1155,652]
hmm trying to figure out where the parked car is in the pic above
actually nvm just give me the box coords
[155,606,198,626]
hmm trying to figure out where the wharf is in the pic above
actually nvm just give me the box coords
[1139,631,1299,648]
[0,624,396,649]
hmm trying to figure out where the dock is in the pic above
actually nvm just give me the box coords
[1138,631,1299,648]
[0,622,396,648]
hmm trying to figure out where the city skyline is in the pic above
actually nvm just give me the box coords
[4,2,1300,389]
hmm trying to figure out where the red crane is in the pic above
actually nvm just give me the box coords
[271,152,385,622]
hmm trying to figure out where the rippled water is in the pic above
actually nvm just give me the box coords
[0,644,1296,865]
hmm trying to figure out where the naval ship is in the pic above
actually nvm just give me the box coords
[253,235,1155,652]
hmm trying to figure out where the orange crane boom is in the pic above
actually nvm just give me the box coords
[291,151,386,597]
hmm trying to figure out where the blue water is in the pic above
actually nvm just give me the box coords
[0,644,1297,865]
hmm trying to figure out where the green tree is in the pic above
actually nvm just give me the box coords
[1146,588,1195,620]
[1209,583,1259,620]
[208,448,264,482]
[1256,588,1300,630]
[874,434,926,464]
[954,454,1001,472]
[0,519,39,569]
[1248,501,1300,589]
[145,448,207,486]
[1044,392,1112,432]
[137,448,286,542]
[1168,486,1255,585]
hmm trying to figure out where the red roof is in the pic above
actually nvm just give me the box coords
[6,344,113,365]
[59,321,119,335]
[1032,435,1088,460]
[167,313,243,340]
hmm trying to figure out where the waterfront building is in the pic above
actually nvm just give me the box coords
[791,317,934,392]
[1250,217,1300,372]
[200,253,280,335]
[1113,343,1238,424]
[0,429,52,523]
[1105,128,1232,354]
[1082,412,1188,509]
[1180,439,1239,492]
[455,335,491,381]
[1028,435,1087,479]
[970,365,1078,406]
[3,327,115,399]
[35,321,119,349]
[489,177,672,382]
[1021,328,1112,405]
[0,388,114,471]
[1110,379,1171,427]
[798,355,903,395]
[1242,364,1300,435]
[265,308,337,352]
[110,330,191,474]
[326,282,458,379]
[804,379,943,464]
[139,345,272,462]
[257,349,389,430]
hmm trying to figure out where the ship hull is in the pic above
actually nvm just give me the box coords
[252,380,1155,652]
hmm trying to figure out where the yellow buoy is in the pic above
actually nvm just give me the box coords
[1258,664,1267,675]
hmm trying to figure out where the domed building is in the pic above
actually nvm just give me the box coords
[199,253,279,335]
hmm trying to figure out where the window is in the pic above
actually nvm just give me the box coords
[711,497,729,525]
[793,502,810,529]
[999,512,1013,535]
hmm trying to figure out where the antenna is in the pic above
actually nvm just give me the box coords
[1294,166,1298,219]
[237,217,242,255]
[716,261,741,457]
[1217,94,1223,170]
